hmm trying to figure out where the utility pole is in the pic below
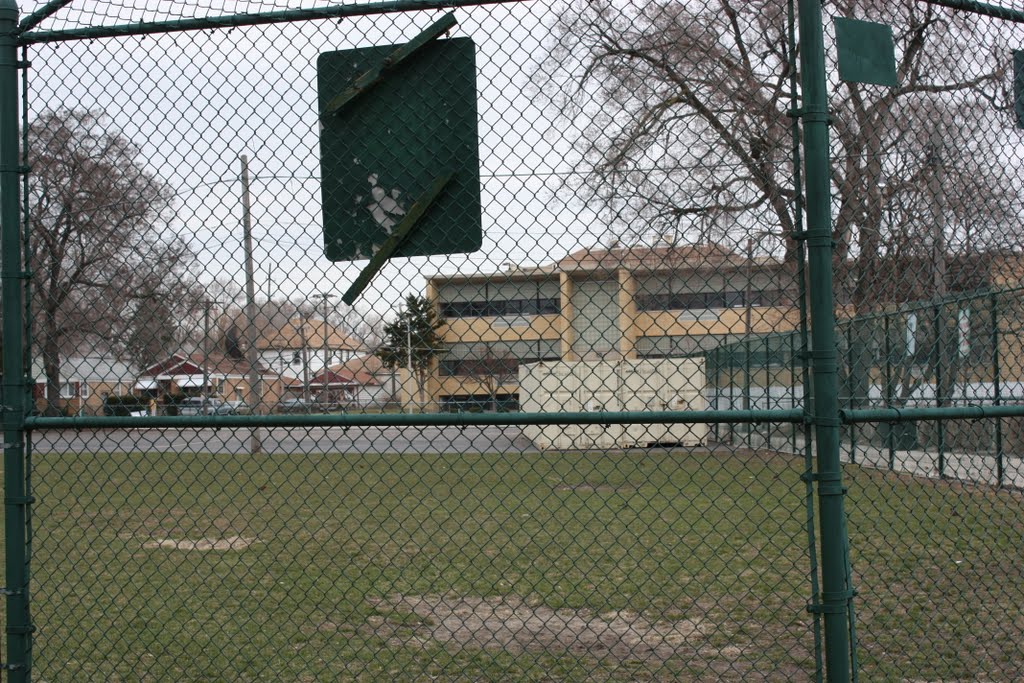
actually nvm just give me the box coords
[315,292,336,408]
[240,154,262,454]
[265,262,275,300]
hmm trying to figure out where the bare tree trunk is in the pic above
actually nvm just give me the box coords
[42,308,62,416]
[928,126,954,410]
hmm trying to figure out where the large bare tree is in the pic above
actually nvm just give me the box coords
[27,109,195,410]
[538,0,1017,309]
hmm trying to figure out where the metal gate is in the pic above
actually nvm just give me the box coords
[2,0,1024,681]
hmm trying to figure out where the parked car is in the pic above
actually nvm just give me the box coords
[179,397,236,416]
[226,400,250,415]
[275,398,315,414]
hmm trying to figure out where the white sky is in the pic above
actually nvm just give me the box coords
[20,0,1024,327]
[21,0,602,322]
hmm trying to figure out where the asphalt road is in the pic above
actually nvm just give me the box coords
[30,424,537,456]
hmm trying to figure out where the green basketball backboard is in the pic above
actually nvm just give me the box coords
[317,33,482,267]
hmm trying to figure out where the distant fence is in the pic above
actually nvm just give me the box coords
[703,284,1024,485]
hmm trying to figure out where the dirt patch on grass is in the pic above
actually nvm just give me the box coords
[142,535,258,551]
[364,594,705,662]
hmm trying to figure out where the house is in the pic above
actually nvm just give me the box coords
[136,352,286,409]
[335,354,398,408]
[287,355,398,408]
[418,242,802,412]
[345,354,399,408]
[255,316,363,382]
[31,355,138,416]
[306,368,358,405]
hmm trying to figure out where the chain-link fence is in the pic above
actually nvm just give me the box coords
[1,0,1023,681]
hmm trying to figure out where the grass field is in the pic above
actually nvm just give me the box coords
[6,444,1023,681]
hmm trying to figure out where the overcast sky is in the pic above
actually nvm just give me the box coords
[21,0,602,322]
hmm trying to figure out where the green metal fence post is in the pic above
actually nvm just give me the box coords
[934,303,945,477]
[745,335,753,448]
[796,0,853,679]
[991,291,1002,486]
[884,314,894,470]
[846,324,856,465]
[728,345,737,445]
[1,1,33,680]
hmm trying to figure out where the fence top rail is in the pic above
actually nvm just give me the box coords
[916,0,1024,23]
[16,0,529,45]
[25,409,806,431]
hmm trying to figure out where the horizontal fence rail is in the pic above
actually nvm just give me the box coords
[26,409,807,430]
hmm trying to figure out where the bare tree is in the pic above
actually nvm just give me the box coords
[27,109,196,411]
[538,0,1017,310]
[468,344,519,412]
[537,0,799,254]
[123,273,203,368]
[332,303,385,352]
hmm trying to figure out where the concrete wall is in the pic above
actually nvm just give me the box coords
[518,358,708,449]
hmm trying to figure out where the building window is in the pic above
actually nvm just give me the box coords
[59,382,79,399]
[636,289,791,312]
[438,340,561,376]
[441,297,560,318]
[292,351,302,364]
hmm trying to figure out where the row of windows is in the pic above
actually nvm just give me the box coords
[635,290,793,311]
[440,298,561,318]
[439,355,561,377]
[441,290,794,319]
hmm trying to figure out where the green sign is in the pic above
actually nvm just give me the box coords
[834,17,898,87]
[317,35,482,264]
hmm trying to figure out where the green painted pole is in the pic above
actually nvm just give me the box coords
[796,0,853,679]
[18,0,530,44]
[0,1,32,680]
[934,304,945,477]
[846,325,856,465]
[743,337,752,447]
[884,315,895,470]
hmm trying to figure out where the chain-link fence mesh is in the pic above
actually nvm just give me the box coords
[2,0,1023,680]
[827,2,1024,681]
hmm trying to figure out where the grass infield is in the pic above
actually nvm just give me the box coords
[3,445,1020,681]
